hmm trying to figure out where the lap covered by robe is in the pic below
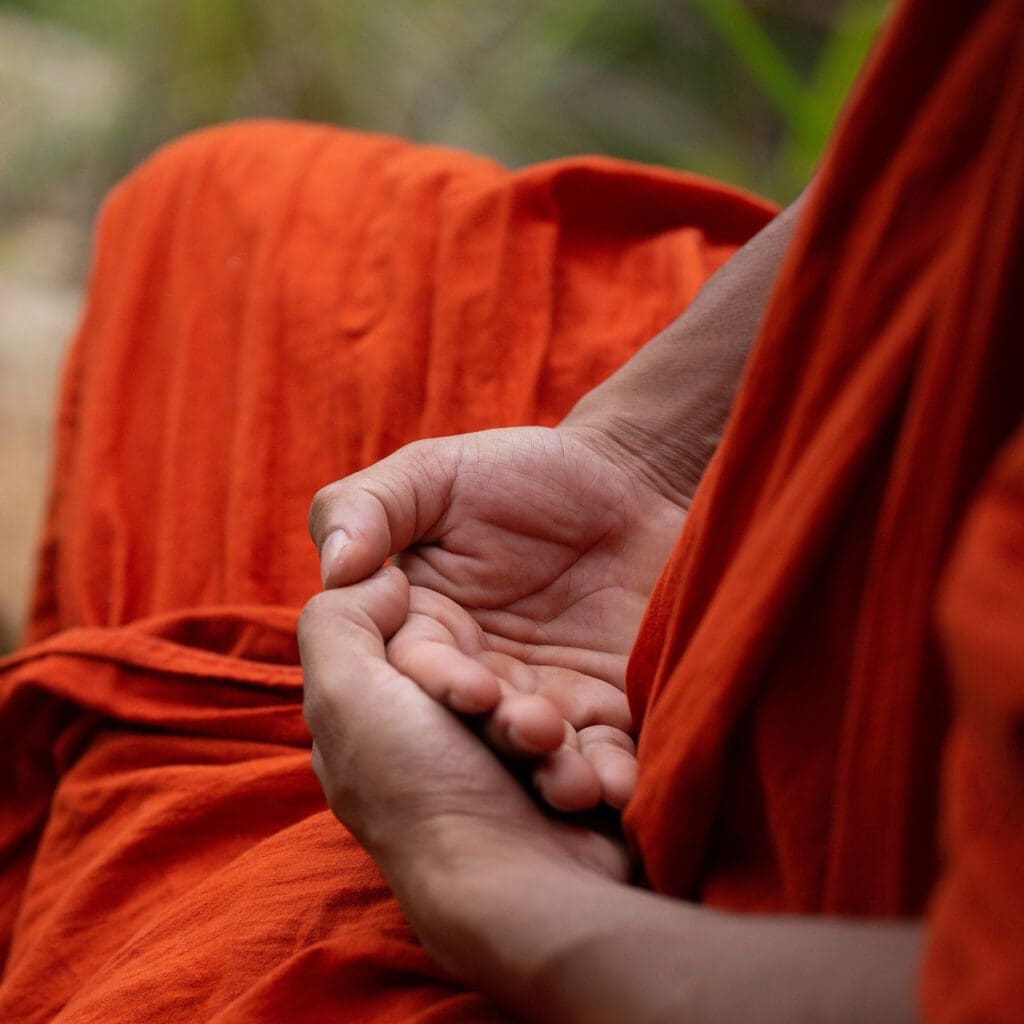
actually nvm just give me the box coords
[0,121,773,1022]
[1,0,1022,1020]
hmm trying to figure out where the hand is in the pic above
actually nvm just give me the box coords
[300,570,923,1024]
[308,426,686,810]
[386,583,641,809]
[299,568,629,883]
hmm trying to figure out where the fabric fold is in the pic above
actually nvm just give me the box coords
[1,119,771,1022]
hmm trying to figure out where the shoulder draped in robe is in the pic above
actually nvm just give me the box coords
[0,1,1020,1020]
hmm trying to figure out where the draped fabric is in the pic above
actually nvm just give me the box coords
[925,429,1024,1021]
[623,1,1023,1018]
[0,122,771,1022]
[1,0,1021,1018]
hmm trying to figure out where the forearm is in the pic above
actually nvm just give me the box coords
[562,190,807,507]
[395,833,921,1024]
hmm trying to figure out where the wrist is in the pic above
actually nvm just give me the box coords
[558,301,751,510]
[559,191,810,510]
[560,401,721,511]
[377,815,630,1017]
[389,825,688,1024]
[382,817,921,1024]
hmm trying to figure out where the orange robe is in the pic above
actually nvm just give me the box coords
[624,1,1023,1019]
[0,1,1020,1021]
[0,124,771,1021]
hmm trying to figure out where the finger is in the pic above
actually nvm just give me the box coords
[528,665,633,734]
[308,441,455,588]
[388,626,563,755]
[477,650,633,742]
[298,567,540,849]
[481,688,566,757]
[299,566,410,736]
[532,733,603,812]
[387,589,502,714]
[475,643,633,734]
[388,635,502,714]
[577,725,638,809]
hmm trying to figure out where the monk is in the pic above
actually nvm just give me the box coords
[304,0,1023,1018]
[0,0,1020,1020]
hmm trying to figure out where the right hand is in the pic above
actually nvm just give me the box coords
[307,425,687,811]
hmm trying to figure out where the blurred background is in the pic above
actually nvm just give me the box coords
[0,0,889,650]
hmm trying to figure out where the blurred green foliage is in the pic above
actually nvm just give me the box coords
[1,0,890,223]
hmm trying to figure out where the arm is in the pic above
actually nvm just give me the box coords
[300,572,922,1024]
[396,830,921,1024]
[563,189,808,506]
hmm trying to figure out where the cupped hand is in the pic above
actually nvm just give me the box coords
[386,584,641,810]
[299,568,629,884]
[307,426,686,810]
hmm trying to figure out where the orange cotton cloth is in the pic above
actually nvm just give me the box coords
[623,0,1023,1020]
[0,124,773,1021]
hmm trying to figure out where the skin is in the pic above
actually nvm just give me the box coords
[300,570,921,1024]
[308,425,685,810]
[301,191,923,1020]
[308,192,811,812]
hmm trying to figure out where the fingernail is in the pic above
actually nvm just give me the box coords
[320,530,350,587]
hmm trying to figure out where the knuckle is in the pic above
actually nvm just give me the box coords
[395,439,442,484]
[297,597,346,711]
[580,723,637,755]
[301,664,343,749]
[301,681,324,733]
[308,481,344,541]
[297,590,332,638]
[310,742,325,781]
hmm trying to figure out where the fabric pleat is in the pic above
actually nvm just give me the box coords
[0,121,771,1022]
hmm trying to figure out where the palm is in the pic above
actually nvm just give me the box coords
[400,428,681,681]
[313,426,686,809]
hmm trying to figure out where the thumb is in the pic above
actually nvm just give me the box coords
[308,439,456,588]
